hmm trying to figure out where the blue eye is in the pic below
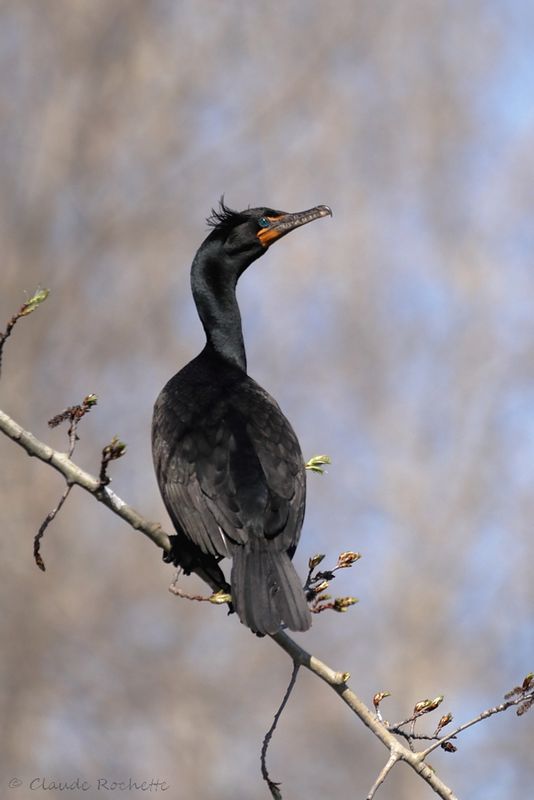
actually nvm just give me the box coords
[258,217,270,228]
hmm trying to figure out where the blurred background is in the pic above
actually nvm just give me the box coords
[1,2,533,798]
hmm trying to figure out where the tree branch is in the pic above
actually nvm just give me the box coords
[0,407,172,555]
[2,403,530,800]
[270,630,458,800]
[261,660,301,799]
[366,752,400,800]
[420,693,533,759]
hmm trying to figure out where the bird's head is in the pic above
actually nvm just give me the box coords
[191,199,332,367]
[203,198,332,275]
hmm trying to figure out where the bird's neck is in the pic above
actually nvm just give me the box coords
[191,251,247,372]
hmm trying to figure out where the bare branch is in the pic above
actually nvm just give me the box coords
[48,393,98,457]
[420,685,534,760]
[1,402,531,800]
[33,393,100,569]
[0,407,172,555]
[168,574,232,606]
[33,483,73,571]
[270,630,459,800]
[366,752,400,800]
[261,661,300,799]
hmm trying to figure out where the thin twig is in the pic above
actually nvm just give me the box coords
[366,751,400,800]
[33,483,73,571]
[387,687,534,758]
[99,436,127,486]
[33,394,99,569]
[388,728,451,743]
[0,288,49,378]
[261,660,301,800]
[48,393,97,457]
[420,692,534,759]
[169,579,231,606]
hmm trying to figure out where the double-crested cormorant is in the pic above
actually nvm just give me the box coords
[152,200,332,635]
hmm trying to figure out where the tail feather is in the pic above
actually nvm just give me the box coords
[231,543,311,635]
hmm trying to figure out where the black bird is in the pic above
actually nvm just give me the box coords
[152,200,332,635]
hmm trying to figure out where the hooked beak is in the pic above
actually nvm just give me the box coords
[257,204,332,247]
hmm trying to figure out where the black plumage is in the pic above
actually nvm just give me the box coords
[152,200,331,634]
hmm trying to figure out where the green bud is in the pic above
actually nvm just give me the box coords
[20,287,49,316]
[209,591,232,604]
[305,454,332,474]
